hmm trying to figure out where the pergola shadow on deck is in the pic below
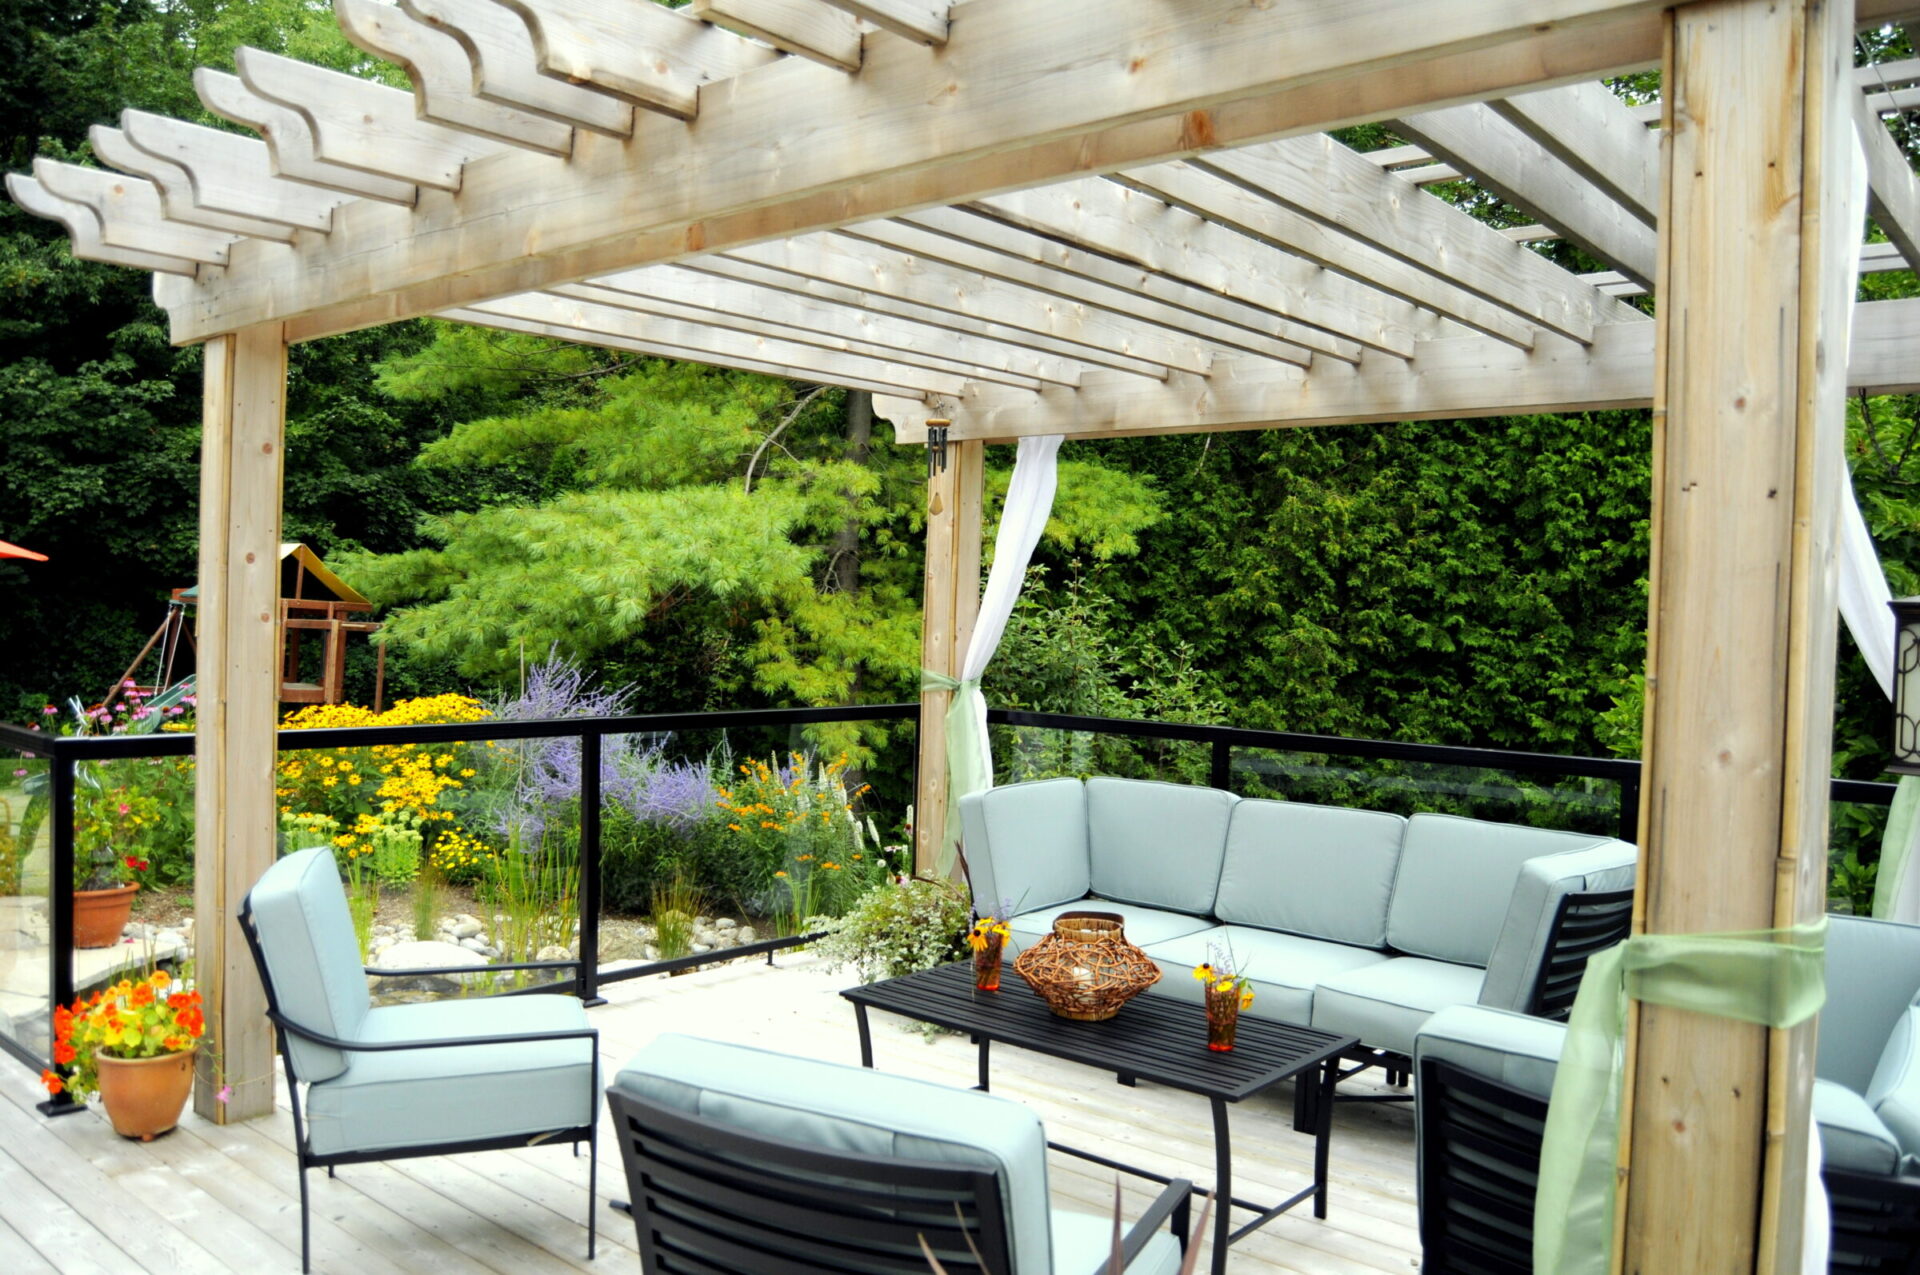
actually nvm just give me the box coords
[0,956,1422,1275]
[11,0,1920,1263]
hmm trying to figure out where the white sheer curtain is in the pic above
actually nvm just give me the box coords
[932,434,1064,868]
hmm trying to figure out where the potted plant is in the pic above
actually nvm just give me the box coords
[42,969,206,1139]
[72,785,157,948]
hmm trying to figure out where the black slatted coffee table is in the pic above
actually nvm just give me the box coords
[841,961,1356,1274]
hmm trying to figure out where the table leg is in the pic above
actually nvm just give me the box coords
[1210,1098,1232,1275]
[977,1036,991,1092]
[855,1004,874,1068]
[1314,1056,1336,1219]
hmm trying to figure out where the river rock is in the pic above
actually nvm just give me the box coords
[448,916,484,940]
[736,926,757,944]
[714,918,737,931]
[536,944,572,963]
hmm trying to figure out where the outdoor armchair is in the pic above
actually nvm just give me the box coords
[607,1032,1192,1274]
[1411,913,1920,1273]
[239,846,600,1273]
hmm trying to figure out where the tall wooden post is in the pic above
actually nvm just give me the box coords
[1623,0,1854,1268]
[913,439,984,877]
[192,323,289,1122]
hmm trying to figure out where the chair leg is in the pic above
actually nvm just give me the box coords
[587,1123,599,1260]
[299,1162,313,1274]
[327,1165,335,1179]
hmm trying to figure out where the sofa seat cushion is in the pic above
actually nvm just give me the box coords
[1214,800,1406,948]
[1140,926,1393,1026]
[1413,1005,1565,1104]
[1009,900,1216,954]
[1310,957,1487,1057]
[1387,815,1613,969]
[960,778,1091,918]
[1816,1078,1902,1175]
[1086,777,1237,916]
[305,994,595,1157]
[615,1034,1055,1275]
[1051,1208,1183,1275]
[1869,1004,1920,1160]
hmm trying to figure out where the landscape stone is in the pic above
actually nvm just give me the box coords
[449,917,484,940]
[372,940,489,994]
[736,926,757,944]
[536,944,571,963]
[458,936,490,954]
[715,918,738,931]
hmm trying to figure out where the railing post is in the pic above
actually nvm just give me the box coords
[1209,739,1232,793]
[38,747,81,1116]
[1617,774,1641,846]
[576,731,603,1005]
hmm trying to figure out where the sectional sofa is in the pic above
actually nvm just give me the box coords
[957,776,1637,1060]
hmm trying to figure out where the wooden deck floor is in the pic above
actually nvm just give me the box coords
[0,953,1424,1274]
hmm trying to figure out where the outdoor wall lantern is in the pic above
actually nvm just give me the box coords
[1893,597,1920,775]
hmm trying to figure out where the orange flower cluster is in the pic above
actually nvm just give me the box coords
[43,970,205,1101]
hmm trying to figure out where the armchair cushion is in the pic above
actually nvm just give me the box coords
[1821,914,1920,1092]
[1816,1079,1903,1175]
[1086,778,1236,916]
[960,779,1091,917]
[245,846,372,1083]
[613,1033,1055,1275]
[304,994,595,1157]
[1010,900,1214,955]
[1141,925,1393,1025]
[1477,840,1637,1013]
[1869,1005,1920,1162]
[1311,956,1487,1058]
[1213,799,1406,947]
[1051,1208,1183,1275]
[1387,815,1612,968]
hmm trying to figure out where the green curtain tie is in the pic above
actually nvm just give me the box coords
[1534,918,1828,1275]
[919,670,985,874]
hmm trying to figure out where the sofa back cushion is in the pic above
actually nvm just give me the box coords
[1386,815,1613,968]
[957,778,1090,915]
[1084,777,1237,915]
[245,846,371,1083]
[1213,799,1406,947]
[1476,840,1636,1013]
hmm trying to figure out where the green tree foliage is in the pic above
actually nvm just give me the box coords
[346,327,1166,738]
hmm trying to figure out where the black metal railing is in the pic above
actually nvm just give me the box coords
[0,704,1902,1098]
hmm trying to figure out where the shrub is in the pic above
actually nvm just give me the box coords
[808,877,971,984]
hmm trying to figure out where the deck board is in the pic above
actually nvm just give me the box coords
[0,953,1425,1273]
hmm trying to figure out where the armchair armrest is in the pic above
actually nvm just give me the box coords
[364,959,578,978]
[264,1007,597,1055]
[1106,1177,1194,1274]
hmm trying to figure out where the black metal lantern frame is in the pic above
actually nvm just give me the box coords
[1892,598,1920,776]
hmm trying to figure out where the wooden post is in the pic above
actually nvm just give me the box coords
[1622,0,1854,1268]
[913,439,984,877]
[192,323,289,1123]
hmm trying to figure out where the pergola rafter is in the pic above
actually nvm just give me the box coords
[15,2,1920,1270]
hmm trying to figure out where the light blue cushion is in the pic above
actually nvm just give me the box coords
[960,779,1091,917]
[1213,799,1405,946]
[1869,1004,1920,1161]
[1413,1005,1567,1216]
[1310,956,1486,1056]
[304,994,595,1156]
[1008,902,1215,955]
[1477,840,1636,1012]
[1086,778,1236,915]
[1815,1078,1902,1175]
[1820,915,1920,1091]
[613,1034,1055,1275]
[245,846,371,1084]
[1414,1004,1566,1103]
[1140,925,1392,1025]
[1050,1207,1182,1275]
[1386,815,1613,968]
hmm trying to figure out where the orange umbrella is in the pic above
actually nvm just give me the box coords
[0,540,47,561]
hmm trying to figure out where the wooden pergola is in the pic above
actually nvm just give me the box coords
[13,0,1920,1265]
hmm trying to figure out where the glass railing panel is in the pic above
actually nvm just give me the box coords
[991,724,1214,786]
[0,746,51,1066]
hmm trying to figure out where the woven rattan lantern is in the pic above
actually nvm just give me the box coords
[1013,911,1161,1021]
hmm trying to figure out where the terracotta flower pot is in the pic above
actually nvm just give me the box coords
[94,1049,195,1141]
[72,884,137,949]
